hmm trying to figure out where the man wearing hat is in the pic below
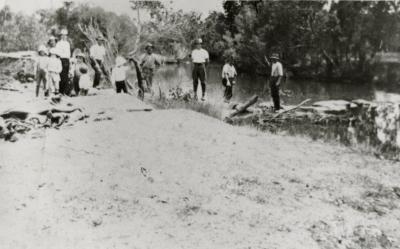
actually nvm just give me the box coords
[191,38,209,101]
[90,36,108,88]
[269,53,283,111]
[55,29,71,95]
[140,43,160,93]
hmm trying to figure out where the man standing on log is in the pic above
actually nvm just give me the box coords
[55,29,71,95]
[90,36,108,88]
[191,38,209,101]
[267,53,283,112]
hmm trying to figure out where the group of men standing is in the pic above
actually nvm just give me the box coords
[35,29,72,97]
[36,30,284,111]
[190,38,284,111]
[37,29,109,97]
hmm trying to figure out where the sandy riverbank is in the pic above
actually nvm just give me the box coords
[0,83,400,249]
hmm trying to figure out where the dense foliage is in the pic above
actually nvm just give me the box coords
[1,0,400,81]
[201,0,400,80]
[0,6,48,51]
[47,3,139,55]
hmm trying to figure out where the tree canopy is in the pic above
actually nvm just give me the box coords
[1,0,400,81]
[201,0,400,80]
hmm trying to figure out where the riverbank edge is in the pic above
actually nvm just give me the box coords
[145,93,400,162]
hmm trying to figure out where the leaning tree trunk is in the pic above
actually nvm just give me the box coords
[78,19,117,87]
[228,95,259,119]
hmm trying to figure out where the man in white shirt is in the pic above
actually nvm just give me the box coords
[191,38,209,101]
[111,56,129,94]
[90,36,109,88]
[269,53,284,111]
[55,29,71,95]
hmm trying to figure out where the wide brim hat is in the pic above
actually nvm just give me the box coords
[145,43,154,49]
[75,52,85,58]
[194,38,203,44]
[60,29,68,35]
[270,53,280,60]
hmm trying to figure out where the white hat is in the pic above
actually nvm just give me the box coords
[115,56,126,66]
[60,29,68,35]
[38,45,47,54]
[75,52,85,58]
[270,53,280,60]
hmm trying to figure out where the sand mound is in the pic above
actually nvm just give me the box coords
[0,84,399,249]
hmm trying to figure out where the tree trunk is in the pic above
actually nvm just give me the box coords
[228,95,259,118]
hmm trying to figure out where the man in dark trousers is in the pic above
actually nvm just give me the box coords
[191,38,209,101]
[90,36,108,88]
[55,29,71,95]
[266,53,283,111]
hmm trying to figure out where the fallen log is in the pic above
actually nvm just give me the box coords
[228,95,258,119]
[0,111,30,120]
[126,108,153,112]
[0,87,20,92]
[272,98,311,119]
[1,108,82,120]
[37,108,82,116]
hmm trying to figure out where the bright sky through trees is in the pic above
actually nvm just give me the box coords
[0,0,223,17]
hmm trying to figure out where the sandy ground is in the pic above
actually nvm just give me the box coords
[1,84,400,249]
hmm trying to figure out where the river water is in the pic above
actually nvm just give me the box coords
[153,63,400,105]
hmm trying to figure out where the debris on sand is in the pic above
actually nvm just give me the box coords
[140,167,154,183]
[351,225,393,249]
[93,116,113,122]
[140,167,148,177]
[309,221,394,249]
[177,205,201,219]
[0,96,88,142]
[126,108,153,112]
[333,184,400,216]
[0,75,22,92]
[92,217,103,227]
[37,183,46,189]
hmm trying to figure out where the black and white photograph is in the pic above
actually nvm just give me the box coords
[1,0,400,248]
